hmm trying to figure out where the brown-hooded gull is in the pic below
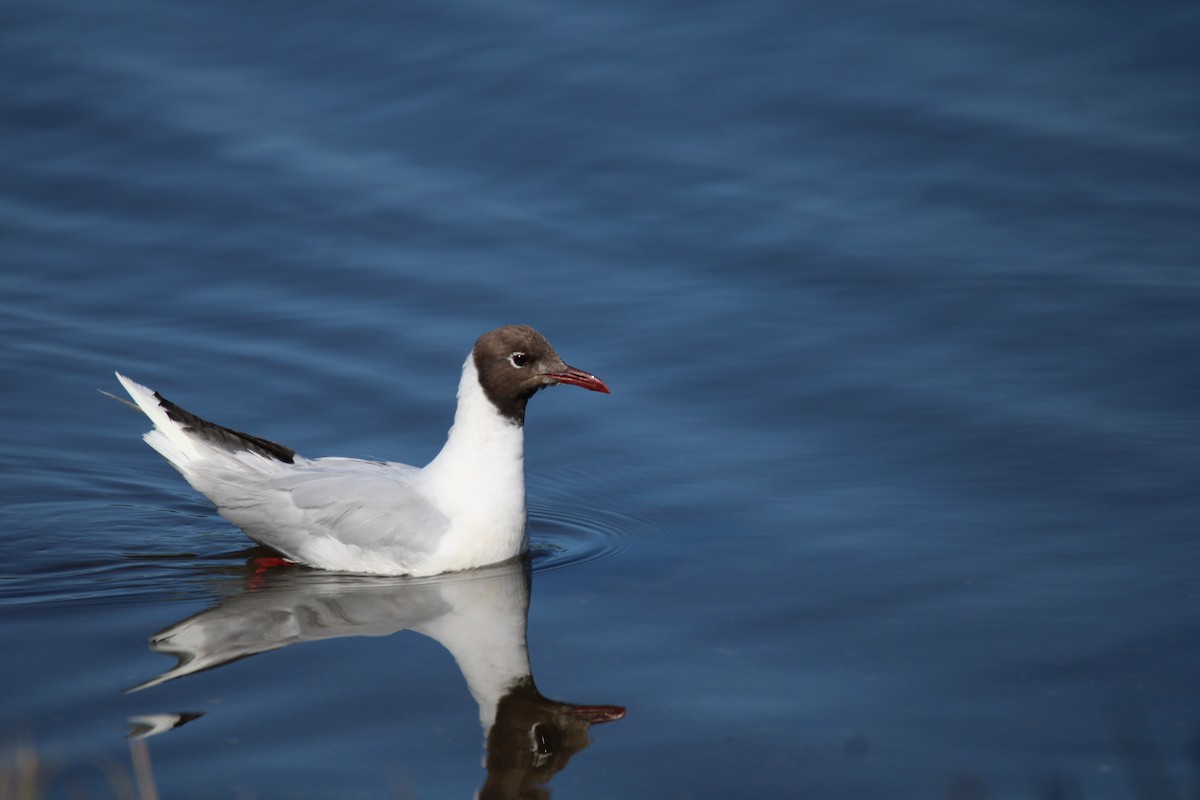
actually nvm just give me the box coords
[115,325,610,576]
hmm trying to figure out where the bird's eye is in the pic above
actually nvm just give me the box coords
[530,723,554,755]
[509,352,528,368]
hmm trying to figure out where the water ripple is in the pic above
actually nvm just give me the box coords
[1,508,655,608]
[527,504,650,573]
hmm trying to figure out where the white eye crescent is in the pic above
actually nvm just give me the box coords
[509,352,528,368]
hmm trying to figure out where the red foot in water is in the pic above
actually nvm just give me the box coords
[251,556,295,573]
[247,556,295,590]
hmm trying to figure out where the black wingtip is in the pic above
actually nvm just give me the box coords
[152,390,298,464]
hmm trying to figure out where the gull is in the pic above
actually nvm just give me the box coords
[115,325,609,576]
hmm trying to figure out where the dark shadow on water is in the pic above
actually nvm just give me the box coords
[128,555,623,799]
[1107,698,1195,800]
[942,700,1198,800]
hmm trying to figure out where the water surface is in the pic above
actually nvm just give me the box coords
[2,0,1199,797]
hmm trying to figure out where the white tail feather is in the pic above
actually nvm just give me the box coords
[115,372,208,466]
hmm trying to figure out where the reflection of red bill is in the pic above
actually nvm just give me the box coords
[565,705,627,724]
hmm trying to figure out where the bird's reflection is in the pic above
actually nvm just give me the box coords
[131,557,623,798]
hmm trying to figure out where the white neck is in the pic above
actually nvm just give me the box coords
[420,357,528,564]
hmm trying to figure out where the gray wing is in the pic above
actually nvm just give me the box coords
[209,457,451,569]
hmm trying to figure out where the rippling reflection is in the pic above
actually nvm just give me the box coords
[131,557,623,797]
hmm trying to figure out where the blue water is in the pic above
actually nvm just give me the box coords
[3,0,1199,797]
